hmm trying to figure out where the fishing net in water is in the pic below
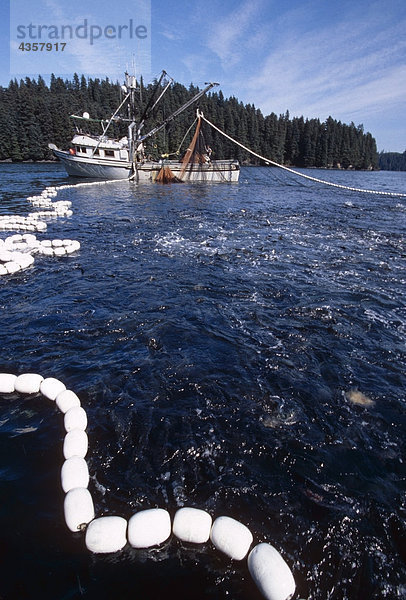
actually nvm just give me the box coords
[156,166,182,183]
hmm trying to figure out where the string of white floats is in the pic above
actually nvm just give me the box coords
[0,234,81,275]
[201,113,406,198]
[0,177,127,277]
[0,372,296,600]
[0,184,82,276]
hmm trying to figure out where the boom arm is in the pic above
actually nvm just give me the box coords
[139,82,219,142]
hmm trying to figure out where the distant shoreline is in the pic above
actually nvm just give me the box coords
[0,159,381,171]
[0,158,58,164]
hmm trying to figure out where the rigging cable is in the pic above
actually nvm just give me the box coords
[200,113,406,198]
[176,118,198,156]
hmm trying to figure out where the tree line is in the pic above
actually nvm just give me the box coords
[0,74,379,169]
[378,151,406,171]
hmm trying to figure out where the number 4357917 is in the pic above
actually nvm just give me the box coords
[18,42,66,51]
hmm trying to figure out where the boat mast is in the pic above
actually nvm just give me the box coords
[125,72,138,164]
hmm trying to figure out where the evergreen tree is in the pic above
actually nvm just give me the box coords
[379,150,406,171]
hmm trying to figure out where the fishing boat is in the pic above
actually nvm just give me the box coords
[48,71,239,183]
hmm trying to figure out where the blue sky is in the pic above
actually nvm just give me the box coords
[1,0,405,152]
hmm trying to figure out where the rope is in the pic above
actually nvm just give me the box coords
[176,118,198,156]
[57,178,122,190]
[200,114,406,198]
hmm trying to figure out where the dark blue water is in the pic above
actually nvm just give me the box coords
[0,163,405,600]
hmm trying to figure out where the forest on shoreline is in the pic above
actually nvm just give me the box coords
[378,151,406,171]
[0,73,384,169]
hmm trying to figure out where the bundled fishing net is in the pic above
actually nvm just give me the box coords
[180,118,212,174]
[156,166,182,183]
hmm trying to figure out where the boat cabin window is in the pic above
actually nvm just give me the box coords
[76,146,89,153]
[93,149,100,156]
[104,149,115,157]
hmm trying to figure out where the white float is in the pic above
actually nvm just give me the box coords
[0,216,47,232]
[64,487,95,532]
[2,235,38,255]
[30,200,53,208]
[12,253,35,269]
[40,377,66,401]
[23,234,38,245]
[37,239,80,257]
[85,516,128,554]
[63,429,88,459]
[0,249,15,262]
[173,507,212,544]
[56,389,81,413]
[65,240,81,253]
[210,516,253,560]
[3,261,21,274]
[4,234,23,244]
[64,406,87,432]
[28,210,56,218]
[0,181,80,278]
[14,373,44,394]
[128,508,171,548]
[38,246,54,257]
[0,373,17,393]
[247,543,296,600]
[61,456,89,492]
[27,198,72,218]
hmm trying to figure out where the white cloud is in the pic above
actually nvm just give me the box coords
[232,5,406,126]
[206,0,263,67]
[160,30,182,42]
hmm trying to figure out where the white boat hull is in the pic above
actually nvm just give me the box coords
[53,149,131,179]
[53,150,239,183]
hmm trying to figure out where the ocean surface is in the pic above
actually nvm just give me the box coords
[0,163,405,600]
